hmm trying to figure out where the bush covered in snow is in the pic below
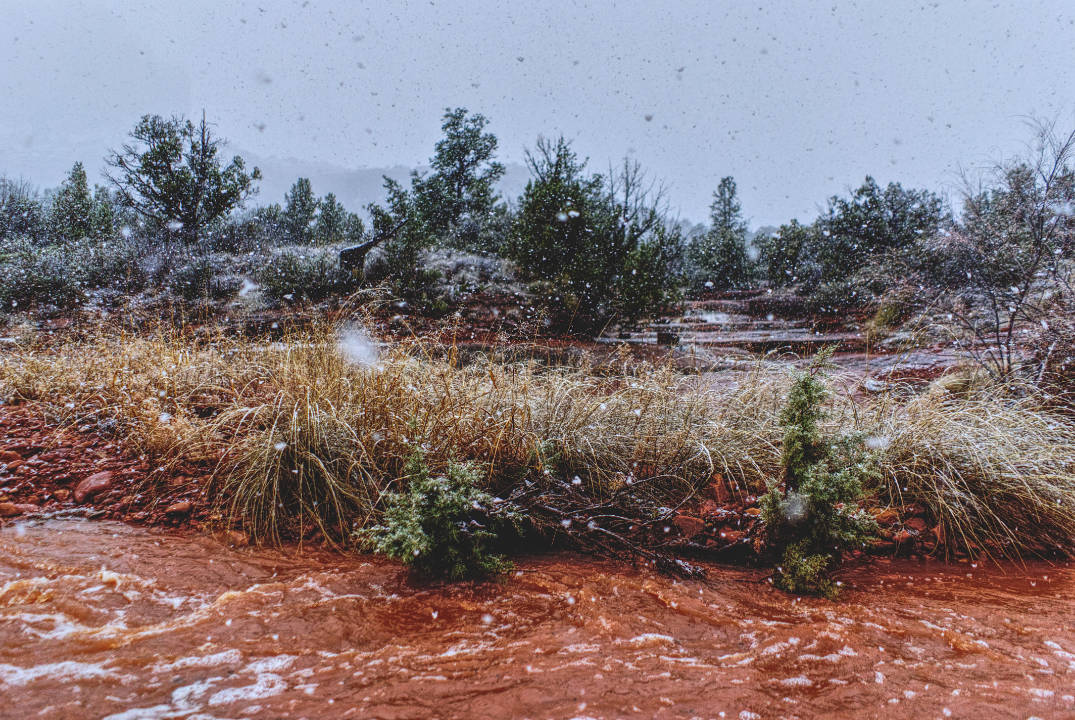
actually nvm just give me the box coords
[257,245,358,304]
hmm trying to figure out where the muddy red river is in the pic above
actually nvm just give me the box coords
[1,516,1073,719]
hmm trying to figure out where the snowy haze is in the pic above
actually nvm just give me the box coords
[2,0,1074,227]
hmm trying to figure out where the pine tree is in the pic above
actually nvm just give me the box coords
[283,177,318,245]
[688,176,752,292]
[90,185,115,239]
[105,113,260,244]
[423,107,505,240]
[314,192,346,245]
[49,162,96,242]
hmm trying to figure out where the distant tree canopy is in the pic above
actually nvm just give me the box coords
[687,176,752,292]
[366,107,506,283]
[757,176,946,308]
[105,113,261,244]
[507,136,683,328]
[0,177,46,244]
[314,192,364,245]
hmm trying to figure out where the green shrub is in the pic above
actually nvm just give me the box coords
[257,247,356,303]
[359,448,520,580]
[0,241,84,312]
[762,349,877,597]
[169,255,241,302]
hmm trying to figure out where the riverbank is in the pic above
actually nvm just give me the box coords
[3,319,1074,570]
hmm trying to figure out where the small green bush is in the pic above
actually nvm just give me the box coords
[0,242,84,312]
[257,247,356,303]
[169,255,241,302]
[72,239,147,293]
[359,448,520,580]
[762,349,877,597]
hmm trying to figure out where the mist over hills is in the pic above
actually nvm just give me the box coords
[240,152,532,218]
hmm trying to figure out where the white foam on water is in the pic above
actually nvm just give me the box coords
[0,660,120,687]
[154,649,243,672]
[208,673,288,706]
[245,654,296,674]
[624,633,676,647]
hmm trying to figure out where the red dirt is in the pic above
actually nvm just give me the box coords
[0,405,210,531]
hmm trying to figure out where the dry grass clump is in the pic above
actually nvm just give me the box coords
[207,330,789,542]
[874,389,1075,558]
[0,328,263,462]
[5,322,1074,563]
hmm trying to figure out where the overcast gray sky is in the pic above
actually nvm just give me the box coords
[3,0,1073,227]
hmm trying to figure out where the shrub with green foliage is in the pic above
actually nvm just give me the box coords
[0,241,84,312]
[758,178,946,313]
[761,349,877,598]
[359,448,521,580]
[169,255,241,302]
[507,136,684,330]
[257,247,357,303]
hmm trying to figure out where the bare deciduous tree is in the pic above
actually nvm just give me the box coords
[938,118,1075,379]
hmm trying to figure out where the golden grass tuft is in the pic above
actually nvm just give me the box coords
[874,388,1075,558]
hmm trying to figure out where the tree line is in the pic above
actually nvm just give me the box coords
[2,109,1073,377]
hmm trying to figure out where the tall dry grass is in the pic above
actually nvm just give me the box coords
[3,323,1074,559]
[873,389,1075,558]
[0,324,789,541]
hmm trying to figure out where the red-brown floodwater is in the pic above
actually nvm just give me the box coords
[1,516,1073,719]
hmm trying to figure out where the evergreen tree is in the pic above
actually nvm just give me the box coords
[49,162,96,242]
[509,136,681,328]
[757,220,819,287]
[688,176,751,291]
[0,177,45,243]
[90,185,115,238]
[422,107,505,242]
[313,192,364,245]
[105,113,260,244]
[283,177,318,245]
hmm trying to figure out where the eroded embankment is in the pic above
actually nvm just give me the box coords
[1,516,1073,720]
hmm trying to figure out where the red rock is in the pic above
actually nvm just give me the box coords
[1,460,21,473]
[0,502,20,517]
[225,530,249,547]
[165,500,193,516]
[53,489,71,501]
[74,471,115,503]
[904,517,928,533]
[672,515,705,538]
[0,450,21,465]
[873,508,900,526]
[719,529,746,544]
[893,529,914,544]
